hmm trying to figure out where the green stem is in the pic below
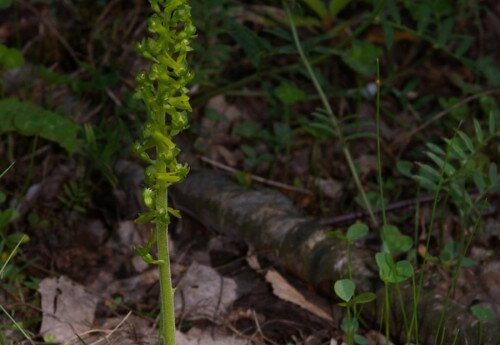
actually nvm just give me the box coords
[407,275,419,345]
[413,139,451,312]
[0,304,35,345]
[347,306,353,345]
[375,59,386,225]
[136,2,195,343]
[343,147,378,227]
[478,322,483,345]
[346,242,352,280]
[395,283,409,336]
[285,4,377,227]
[384,282,390,345]
[156,189,176,345]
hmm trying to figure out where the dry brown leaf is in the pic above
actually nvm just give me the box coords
[246,252,262,271]
[315,178,343,200]
[366,330,395,345]
[39,276,98,344]
[265,269,333,322]
[356,155,378,178]
[174,261,239,321]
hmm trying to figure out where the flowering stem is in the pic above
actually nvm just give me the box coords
[134,1,195,344]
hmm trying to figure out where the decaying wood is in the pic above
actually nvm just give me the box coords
[172,169,500,345]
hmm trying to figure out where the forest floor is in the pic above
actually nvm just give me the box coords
[1,1,500,345]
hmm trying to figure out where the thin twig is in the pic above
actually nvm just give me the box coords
[318,191,493,226]
[199,155,312,195]
[87,311,133,345]
[318,194,440,226]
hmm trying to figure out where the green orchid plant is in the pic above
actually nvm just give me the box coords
[134,1,196,344]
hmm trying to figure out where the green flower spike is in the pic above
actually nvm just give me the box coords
[134,1,195,344]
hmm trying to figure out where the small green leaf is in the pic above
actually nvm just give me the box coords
[134,234,163,265]
[354,334,368,345]
[301,0,328,19]
[141,253,163,265]
[476,56,500,86]
[444,138,467,160]
[454,36,473,57]
[375,253,395,281]
[426,152,456,177]
[341,41,382,76]
[455,130,474,154]
[233,121,261,139]
[0,44,24,69]
[167,207,181,218]
[328,0,351,17]
[346,222,369,242]
[473,172,486,194]
[473,118,484,143]
[273,123,294,148]
[449,181,467,201]
[382,22,394,49]
[7,232,30,245]
[341,316,359,333]
[439,241,461,263]
[417,163,441,182]
[275,82,307,104]
[488,111,496,136]
[325,230,347,241]
[306,121,336,136]
[376,252,414,283]
[135,211,157,224]
[413,174,438,191]
[394,260,414,282]
[0,208,19,229]
[437,17,455,46]
[227,19,270,68]
[334,279,355,302]
[0,191,6,204]
[351,292,376,305]
[234,170,252,188]
[382,224,413,254]
[470,305,495,322]
[43,334,57,344]
[386,0,401,23]
[397,160,414,178]
[426,142,445,156]
[459,257,476,268]
[345,131,378,142]
[204,108,227,122]
[0,99,80,153]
